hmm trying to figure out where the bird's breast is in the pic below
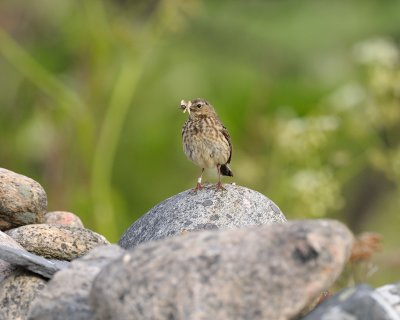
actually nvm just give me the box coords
[182,118,230,168]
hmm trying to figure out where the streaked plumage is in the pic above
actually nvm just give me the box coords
[180,98,233,191]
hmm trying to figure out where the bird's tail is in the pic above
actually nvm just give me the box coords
[220,164,233,177]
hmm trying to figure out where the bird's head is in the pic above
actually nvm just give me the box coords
[180,98,216,118]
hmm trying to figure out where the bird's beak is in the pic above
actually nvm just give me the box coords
[180,100,191,115]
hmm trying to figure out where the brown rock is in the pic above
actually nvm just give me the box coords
[0,269,47,320]
[6,224,109,261]
[0,168,47,230]
[44,211,84,228]
[90,219,354,320]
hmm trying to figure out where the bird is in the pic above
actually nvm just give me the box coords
[180,98,233,191]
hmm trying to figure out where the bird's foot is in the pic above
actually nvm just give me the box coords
[215,182,226,191]
[190,183,204,194]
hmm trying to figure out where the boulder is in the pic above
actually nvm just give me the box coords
[29,245,124,320]
[0,168,47,230]
[92,219,353,320]
[119,184,286,248]
[303,284,400,320]
[6,224,109,261]
[0,269,47,320]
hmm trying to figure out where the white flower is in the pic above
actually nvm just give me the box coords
[291,169,343,217]
[328,83,366,111]
[353,38,399,68]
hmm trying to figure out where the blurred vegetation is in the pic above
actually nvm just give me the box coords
[1,0,399,286]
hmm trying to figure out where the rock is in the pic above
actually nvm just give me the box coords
[44,211,84,228]
[119,184,286,248]
[29,245,125,320]
[0,168,47,230]
[377,282,400,317]
[0,230,24,249]
[303,284,400,320]
[0,269,47,320]
[6,224,110,261]
[0,244,70,278]
[91,219,353,320]
[0,230,24,281]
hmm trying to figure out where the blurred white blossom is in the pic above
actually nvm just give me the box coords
[291,169,344,217]
[276,115,340,155]
[353,38,399,68]
[328,82,366,111]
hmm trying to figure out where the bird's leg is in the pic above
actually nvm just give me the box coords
[192,168,204,192]
[215,165,226,191]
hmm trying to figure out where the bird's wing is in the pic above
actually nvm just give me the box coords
[221,125,232,164]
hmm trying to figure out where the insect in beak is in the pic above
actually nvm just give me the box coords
[180,100,191,115]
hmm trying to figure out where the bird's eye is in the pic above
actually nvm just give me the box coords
[196,103,202,108]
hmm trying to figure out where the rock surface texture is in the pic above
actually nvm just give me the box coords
[303,284,400,320]
[6,224,109,260]
[0,269,47,320]
[119,184,286,248]
[29,245,124,320]
[92,219,353,320]
[0,168,47,230]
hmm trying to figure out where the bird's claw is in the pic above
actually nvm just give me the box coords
[190,183,204,194]
[215,182,226,191]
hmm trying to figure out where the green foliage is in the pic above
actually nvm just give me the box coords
[1,0,399,285]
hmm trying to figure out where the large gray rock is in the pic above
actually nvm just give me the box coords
[91,219,353,320]
[0,168,47,230]
[29,245,125,320]
[0,269,47,320]
[0,230,24,281]
[6,224,109,261]
[303,284,400,320]
[119,184,286,248]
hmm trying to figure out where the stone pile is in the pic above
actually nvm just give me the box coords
[0,168,109,319]
[0,167,399,319]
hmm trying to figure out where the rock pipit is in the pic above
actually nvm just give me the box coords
[180,98,233,191]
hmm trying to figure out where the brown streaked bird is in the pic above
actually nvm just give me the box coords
[180,98,233,191]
